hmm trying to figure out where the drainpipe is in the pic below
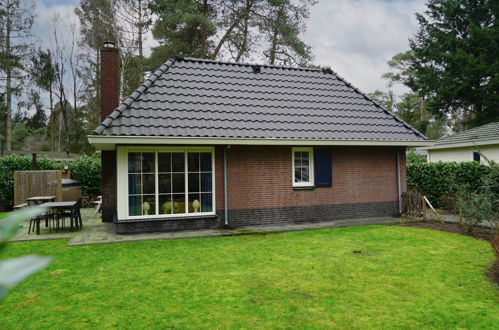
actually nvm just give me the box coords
[224,146,229,226]
[397,150,402,214]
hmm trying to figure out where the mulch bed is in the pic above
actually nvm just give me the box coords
[396,221,498,286]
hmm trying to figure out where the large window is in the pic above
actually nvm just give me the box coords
[126,148,215,218]
[292,147,314,187]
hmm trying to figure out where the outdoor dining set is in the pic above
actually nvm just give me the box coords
[16,196,83,235]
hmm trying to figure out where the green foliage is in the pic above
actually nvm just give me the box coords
[406,150,426,164]
[409,0,499,128]
[455,164,499,232]
[67,154,101,197]
[0,155,63,210]
[0,154,101,210]
[407,161,498,208]
[0,207,51,300]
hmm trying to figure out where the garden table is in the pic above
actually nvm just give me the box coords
[32,201,82,234]
[27,196,56,206]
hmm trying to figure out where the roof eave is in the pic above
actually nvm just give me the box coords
[417,138,499,150]
[88,135,432,150]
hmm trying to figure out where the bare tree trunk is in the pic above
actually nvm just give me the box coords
[419,97,425,121]
[49,81,54,151]
[198,0,209,59]
[235,2,251,62]
[5,0,12,151]
[212,19,241,60]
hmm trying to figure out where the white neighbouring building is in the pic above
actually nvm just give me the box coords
[419,122,499,163]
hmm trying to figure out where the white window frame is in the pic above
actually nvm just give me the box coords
[292,147,314,187]
[117,146,216,220]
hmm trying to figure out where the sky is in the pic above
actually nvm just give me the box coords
[36,0,426,95]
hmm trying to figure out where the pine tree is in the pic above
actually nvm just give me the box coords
[409,0,499,128]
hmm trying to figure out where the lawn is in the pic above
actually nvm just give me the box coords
[0,211,11,220]
[0,226,498,329]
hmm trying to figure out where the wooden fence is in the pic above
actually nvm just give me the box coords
[14,170,63,206]
[401,190,424,217]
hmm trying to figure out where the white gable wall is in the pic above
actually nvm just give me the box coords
[427,145,499,163]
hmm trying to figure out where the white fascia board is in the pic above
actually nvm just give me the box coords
[417,138,499,151]
[88,135,434,149]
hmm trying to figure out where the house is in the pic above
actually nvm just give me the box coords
[88,42,430,234]
[418,122,499,163]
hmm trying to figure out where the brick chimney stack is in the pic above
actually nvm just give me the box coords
[100,41,119,120]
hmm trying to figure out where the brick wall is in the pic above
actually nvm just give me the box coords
[219,145,404,212]
[101,150,116,222]
[100,47,119,120]
[109,145,407,232]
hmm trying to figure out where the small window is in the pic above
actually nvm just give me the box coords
[473,152,480,162]
[292,147,314,187]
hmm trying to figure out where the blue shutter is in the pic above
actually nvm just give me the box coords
[314,150,332,187]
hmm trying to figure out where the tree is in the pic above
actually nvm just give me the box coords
[259,0,316,66]
[115,0,153,96]
[149,0,217,67]
[75,0,118,131]
[409,0,499,128]
[30,48,56,150]
[0,0,35,151]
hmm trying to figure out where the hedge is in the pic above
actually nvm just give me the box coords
[407,161,498,208]
[0,154,101,211]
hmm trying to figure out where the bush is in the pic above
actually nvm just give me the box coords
[68,154,101,197]
[407,161,498,208]
[455,166,499,233]
[0,155,62,211]
[406,150,427,164]
[0,154,101,211]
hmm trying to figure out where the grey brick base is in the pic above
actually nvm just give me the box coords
[115,201,398,234]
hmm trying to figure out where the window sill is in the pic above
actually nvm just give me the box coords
[293,186,315,190]
[116,213,218,223]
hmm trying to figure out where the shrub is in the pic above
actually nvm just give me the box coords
[0,154,101,211]
[455,165,499,233]
[407,161,498,208]
[406,150,426,164]
[68,154,101,197]
[0,155,62,211]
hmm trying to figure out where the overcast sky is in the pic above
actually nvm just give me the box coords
[37,0,426,95]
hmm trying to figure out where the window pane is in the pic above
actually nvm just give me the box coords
[201,173,212,192]
[142,174,156,194]
[158,153,171,172]
[142,153,155,173]
[172,153,184,172]
[200,153,212,171]
[128,153,141,173]
[201,193,212,212]
[142,195,156,215]
[294,168,302,182]
[158,174,171,194]
[188,153,200,172]
[128,174,141,194]
[129,196,142,216]
[188,173,200,193]
[188,193,201,213]
[301,168,309,182]
[159,194,173,214]
[172,194,185,214]
[172,173,185,193]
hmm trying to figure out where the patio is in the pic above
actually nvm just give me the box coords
[10,208,399,246]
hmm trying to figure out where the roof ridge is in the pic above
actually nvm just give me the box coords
[180,57,323,73]
[93,56,178,135]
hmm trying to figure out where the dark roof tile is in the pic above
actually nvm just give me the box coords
[93,57,427,142]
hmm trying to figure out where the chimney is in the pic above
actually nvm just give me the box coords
[100,41,119,120]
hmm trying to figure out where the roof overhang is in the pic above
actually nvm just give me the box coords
[417,138,499,151]
[88,135,433,150]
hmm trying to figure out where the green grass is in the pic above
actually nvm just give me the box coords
[0,226,497,329]
[0,211,12,220]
